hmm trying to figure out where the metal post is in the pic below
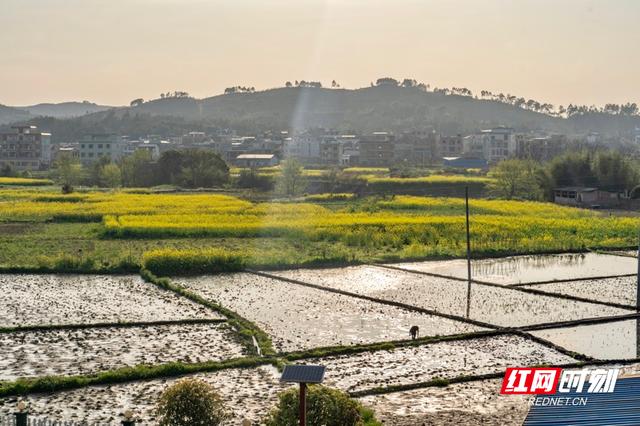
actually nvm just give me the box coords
[465,186,472,318]
[14,412,27,426]
[299,383,307,426]
[637,228,640,312]
[636,229,639,358]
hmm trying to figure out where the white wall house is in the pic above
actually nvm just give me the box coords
[463,127,516,163]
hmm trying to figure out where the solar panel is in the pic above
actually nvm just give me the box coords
[280,365,326,384]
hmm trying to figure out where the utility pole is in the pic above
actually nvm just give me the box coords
[465,186,472,318]
[637,228,640,312]
[636,231,640,357]
[299,383,307,426]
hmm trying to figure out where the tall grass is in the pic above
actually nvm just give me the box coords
[0,177,54,186]
[143,248,246,276]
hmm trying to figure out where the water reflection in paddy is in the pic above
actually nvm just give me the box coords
[396,252,636,285]
[531,319,640,360]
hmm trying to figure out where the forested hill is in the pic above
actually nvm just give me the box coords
[0,105,31,125]
[133,86,564,134]
[4,87,640,141]
[0,102,113,126]
[19,102,113,119]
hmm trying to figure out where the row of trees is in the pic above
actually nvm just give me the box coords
[54,149,230,190]
[224,86,256,94]
[51,150,309,196]
[159,91,190,99]
[488,150,640,200]
[285,80,323,88]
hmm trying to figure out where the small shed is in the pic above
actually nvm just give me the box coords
[554,187,627,208]
[553,187,598,206]
[234,154,279,168]
[442,156,488,169]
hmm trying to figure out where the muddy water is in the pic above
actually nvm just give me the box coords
[318,334,576,392]
[397,253,637,285]
[521,276,637,306]
[0,366,289,425]
[0,323,244,381]
[175,273,483,352]
[271,266,630,328]
[531,319,640,360]
[358,378,529,426]
[0,274,220,327]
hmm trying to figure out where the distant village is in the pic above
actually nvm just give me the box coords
[6,124,640,170]
[2,124,640,208]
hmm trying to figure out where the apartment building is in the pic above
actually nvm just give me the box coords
[0,125,52,171]
[463,127,516,163]
[516,134,567,162]
[358,132,394,167]
[394,131,438,166]
[78,134,124,165]
[437,135,464,158]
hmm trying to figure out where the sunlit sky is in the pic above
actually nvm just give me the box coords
[1,0,639,107]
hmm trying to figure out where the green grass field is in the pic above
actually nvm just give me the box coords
[0,188,636,273]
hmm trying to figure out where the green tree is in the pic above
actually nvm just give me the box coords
[178,149,229,188]
[236,168,274,191]
[547,150,638,192]
[120,150,155,187]
[55,153,83,192]
[89,156,111,186]
[277,159,306,197]
[591,150,638,191]
[547,151,597,188]
[100,163,122,188]
[488,159,543,200]
[264,385,380,426]
[0,163,15,177]
[156,150,185,185]
[156,378,229,426]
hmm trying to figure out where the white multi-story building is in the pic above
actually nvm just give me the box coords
[284,135,322,164]
[78,134,124,165]
[0,125,52,171]
[463,127,516,163]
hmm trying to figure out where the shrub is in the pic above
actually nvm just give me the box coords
[142,248,246,276]
[236,169,275,191]
[156,378,229,426]
[264,385,380,426]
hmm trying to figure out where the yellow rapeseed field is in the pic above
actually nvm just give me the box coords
[0,189,636,257]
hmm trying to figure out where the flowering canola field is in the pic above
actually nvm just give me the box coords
[0,191,635,260]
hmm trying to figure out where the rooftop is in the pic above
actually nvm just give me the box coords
[236,154,275,160]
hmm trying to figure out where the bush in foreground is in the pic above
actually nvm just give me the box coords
[264,385,381,426]
[142,248,245,276]
[156,378,229,426]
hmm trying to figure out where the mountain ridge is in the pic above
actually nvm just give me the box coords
[3,87,640,140]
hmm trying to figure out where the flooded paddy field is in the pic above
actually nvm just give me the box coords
[271,266,630,327]
[175,273,483,352]
[0,274,219,327]
[0,323,243,381]
[358,378,528,426]
[531,319,640,360]
[521,276,637,307]
[0,366,289,425]
[317,334,576,393]
[394,252,636,285]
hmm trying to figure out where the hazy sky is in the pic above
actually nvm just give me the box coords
[1,0,639,106]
